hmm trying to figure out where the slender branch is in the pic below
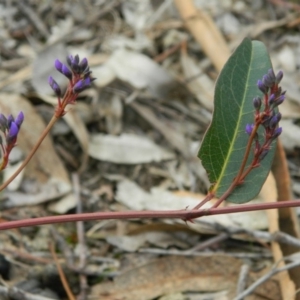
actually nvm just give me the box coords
[234,259,300,300]
[193,192,214,209]
[209,124,260,208]
[0,199,299,230]
[0,115,58,192]
[49,242,76,300]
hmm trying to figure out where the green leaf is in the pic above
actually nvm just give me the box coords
[199,38,275,203]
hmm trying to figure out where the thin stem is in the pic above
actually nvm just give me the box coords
[49,242,76,300]
[0,199,299,230]
[193,192,214,209]
[207,124,260,209]
[0,115,58,192]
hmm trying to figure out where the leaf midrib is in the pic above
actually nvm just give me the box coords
[212,45,253,194]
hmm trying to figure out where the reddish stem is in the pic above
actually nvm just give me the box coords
[0,115,58,191]
[0,199,299,230]
[210,123,260,208]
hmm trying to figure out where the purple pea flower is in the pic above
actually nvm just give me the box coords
[0,112,24,170]
[48,76,61,97]
[6,122,19,144]
[253,97,262,110]
[73,77,92,94]
[49,54,95,117]
[15,112,24,128]
[257,79,268,94]
[275,71,283,84]
[245,124,254,135]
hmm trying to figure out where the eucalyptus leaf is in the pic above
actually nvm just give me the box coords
[199,38,275,203]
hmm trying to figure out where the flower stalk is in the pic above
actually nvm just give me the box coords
[0,55,94,192]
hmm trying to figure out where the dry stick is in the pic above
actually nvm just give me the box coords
[236,264,250,296]
[72,173,88,300]
[234,260,300,300]
[184,232,229,253]
[49,242,76,300]
[1,199,300,230]
[174,0,230,71]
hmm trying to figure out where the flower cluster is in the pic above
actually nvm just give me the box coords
[0,112,24,170]
[48,54,95,116]
[245,69,285,165]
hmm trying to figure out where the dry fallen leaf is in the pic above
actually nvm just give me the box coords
[93,48,174,98]
[90,255,281,300]
[90,255,242,300]
[88,133,175,164]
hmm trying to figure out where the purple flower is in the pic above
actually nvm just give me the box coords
[272,127,282,140]
[268,93,276,106]
[262,74,274,88]
[275,71,283,84]
[245,124,254,135]
[7,115,14,127]
[257,80,268,94]
[73,77,92,93]
[61,64,72,80]
[269,113,281,129]
[15,112,24,128]
[79,58,88,72]
[259,149,269,161]
[55,59,72,80]
[267,69,276,82]
[48,76,61,97]
[274,94,285,107]
[253,97,261,110]
[54,59,63,72]
[6,122,19,144]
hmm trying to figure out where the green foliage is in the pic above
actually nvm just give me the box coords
[199,38,276,203]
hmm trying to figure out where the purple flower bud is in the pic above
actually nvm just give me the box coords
[15,111,24,128]
[262,74,274,88]
[253,97,262,110]
[262,115,272,128]
[6,122,19,144]
[245,124,254,135]
[275,71,283,84]
[274,94,285,107]
[269,113,281,128]
[61,64,72,80]
[73,77,92,94]
[48,76,61,97]
[259,149,269,161]
[66,55,73,67]
[79,58,88,72]
[74,54,79,64]
[268,94,276,106]
[257,80,268,94]
[272,127,282,140]
[7,115,14,127]
[267,69,276,82]
[54,59,63,72]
